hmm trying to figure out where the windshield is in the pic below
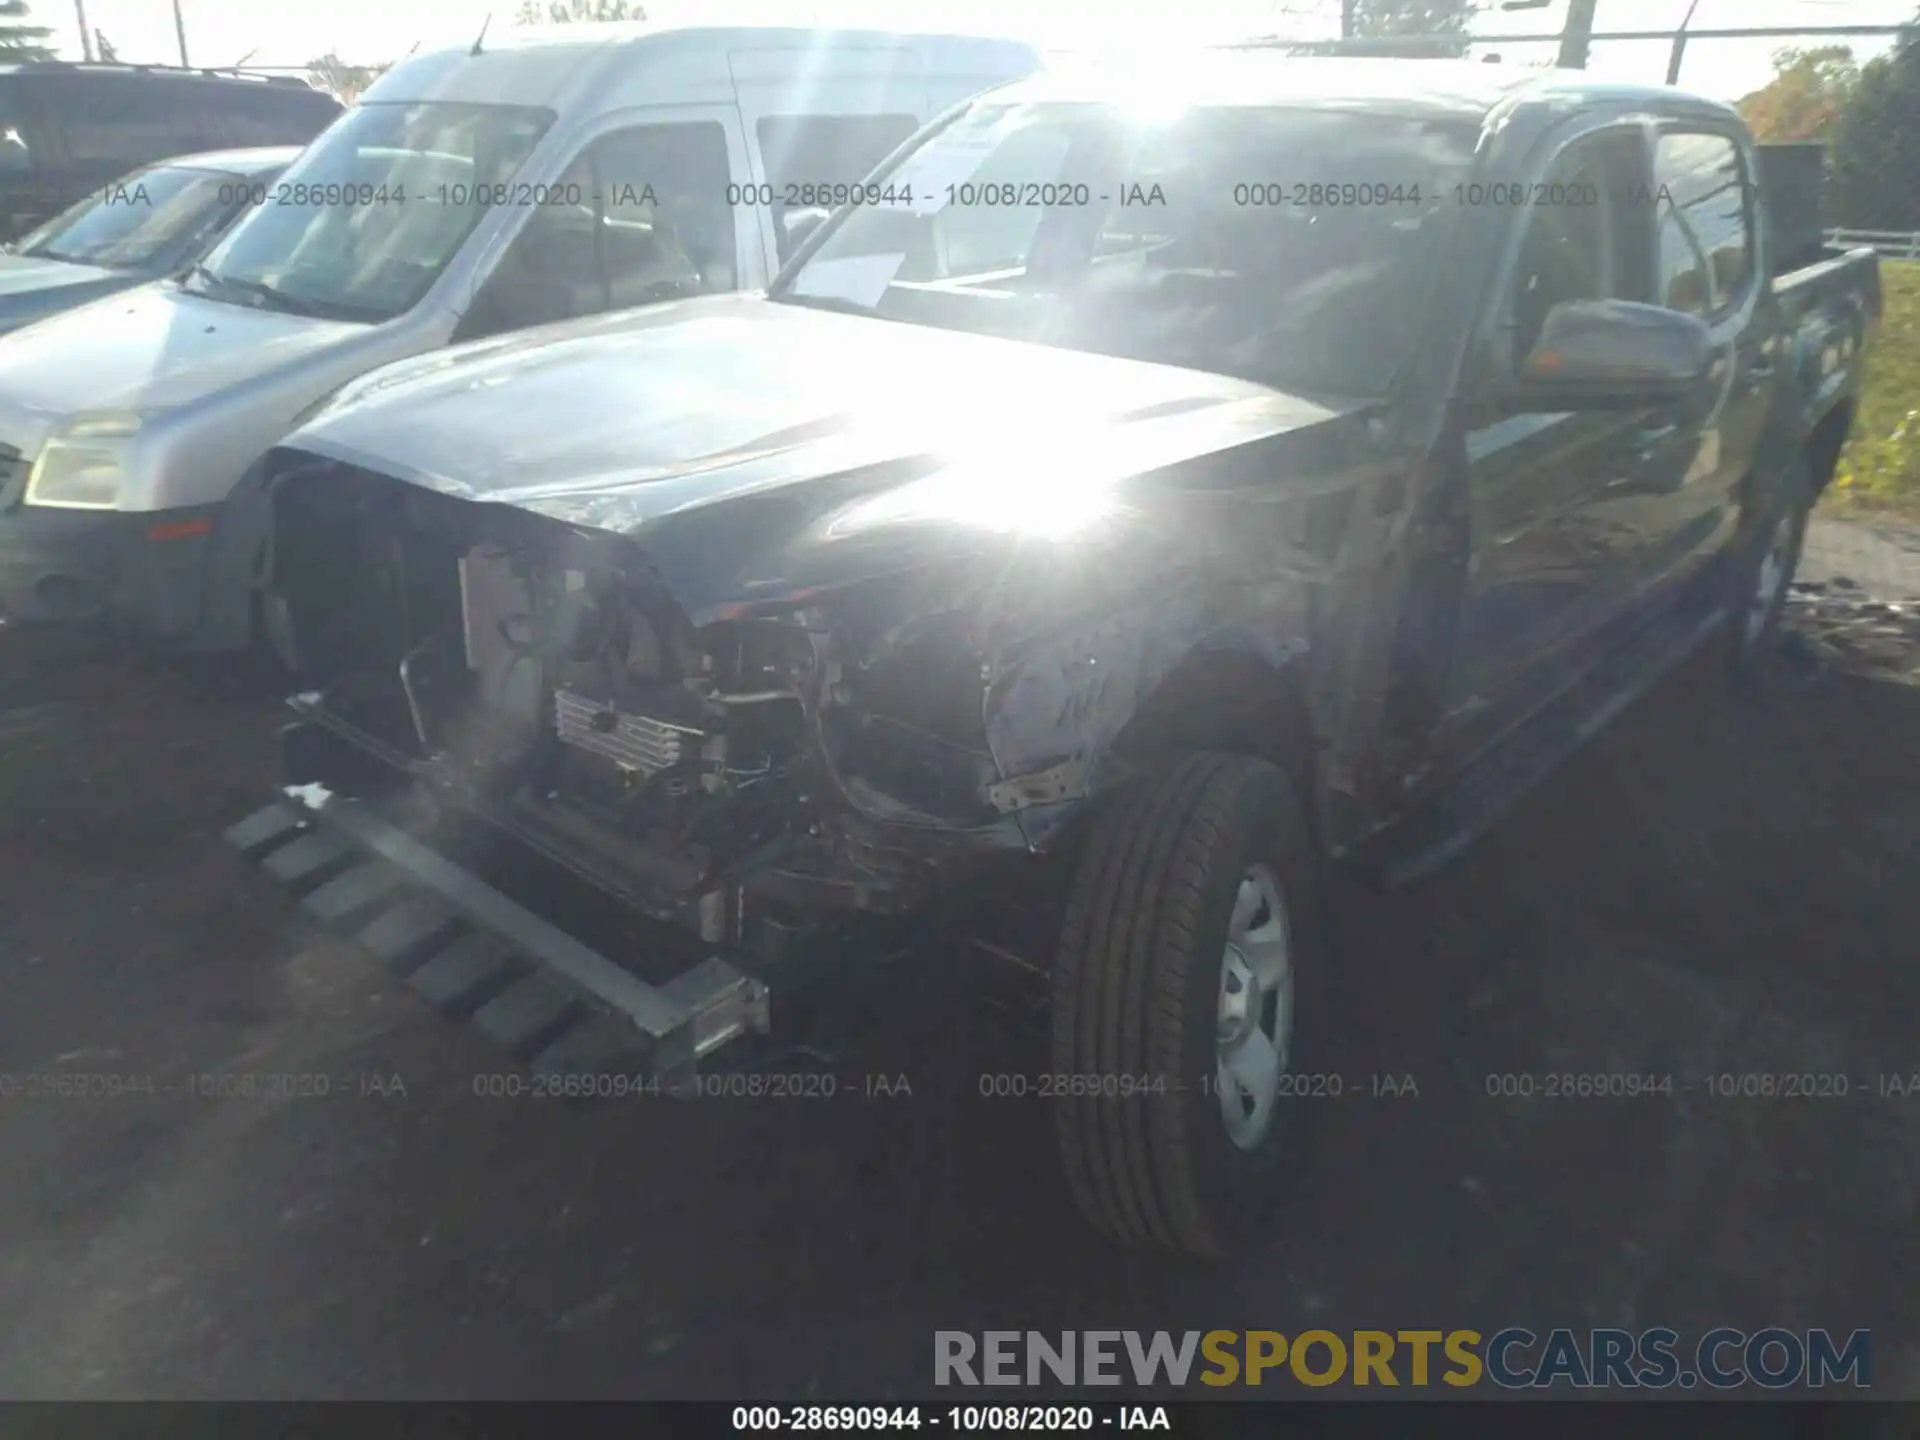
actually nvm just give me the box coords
[12,164,252,271]
[188,101,553,323]
[773,101,1479,397]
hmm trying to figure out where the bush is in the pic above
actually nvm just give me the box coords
[1834,260,1920,509]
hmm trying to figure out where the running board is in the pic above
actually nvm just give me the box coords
[224,789,770,1085]
[1367,600,1729,889]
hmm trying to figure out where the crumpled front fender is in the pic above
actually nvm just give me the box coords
[982,577,1315,846]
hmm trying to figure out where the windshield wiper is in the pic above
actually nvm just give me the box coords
[185,263,325,317]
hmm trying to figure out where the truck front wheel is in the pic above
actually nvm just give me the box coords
[1728,454,1812,681]
[1049,753,1324,1259]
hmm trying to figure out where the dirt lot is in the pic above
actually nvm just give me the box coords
[1,515,1918,1400]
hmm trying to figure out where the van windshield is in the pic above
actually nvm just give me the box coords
[187,101,553,323]
[14,164,249,271]
[772,101,1478,398]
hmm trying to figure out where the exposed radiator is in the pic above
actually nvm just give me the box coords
[553,688,703,777]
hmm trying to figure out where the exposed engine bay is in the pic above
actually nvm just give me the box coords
[264,466,1025,956]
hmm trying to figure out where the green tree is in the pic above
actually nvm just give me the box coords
[514,0,645,23]
[1346,0,1478,42]
[1736,46,1861,144]
[305,52,390,103]
[0,0,57,61]
[1827,27,1920,229]
[1279,0,1482,58]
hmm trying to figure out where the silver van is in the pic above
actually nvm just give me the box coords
[0,22,1042,645]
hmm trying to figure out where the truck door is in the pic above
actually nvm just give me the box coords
[1635,126,1770,590]
[729,47,927,275]
[1453,124,1665,716]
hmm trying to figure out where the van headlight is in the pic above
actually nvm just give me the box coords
[22,414,141,510]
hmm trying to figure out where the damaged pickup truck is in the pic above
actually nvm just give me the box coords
[225,54,1879,1259]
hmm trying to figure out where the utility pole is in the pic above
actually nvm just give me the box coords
[73,0,93,60]
[173,0,189,66]
[1666,0,1703,84]
[1558,0,1598,68]
[1341,0,1357,40]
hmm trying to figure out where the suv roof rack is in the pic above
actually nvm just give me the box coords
[6,59,318,88]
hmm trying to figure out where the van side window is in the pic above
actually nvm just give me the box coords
[592,122,735,302]
[1654,131,1751,318]
[54,79,222,165]
[468,120,732,336]
[1505,131,1641,367]
[756,113,917,260]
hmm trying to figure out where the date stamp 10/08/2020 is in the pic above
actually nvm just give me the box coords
[0,1071,408,1100]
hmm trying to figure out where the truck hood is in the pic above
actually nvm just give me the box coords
[0,279,369,422]
[0,251,137,335]
[286,294,1369,621]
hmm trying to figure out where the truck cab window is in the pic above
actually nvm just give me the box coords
[937,120,1075,274]
[757,113,917,261]
[1507,135,1634,365]
[1655,131,1751,318]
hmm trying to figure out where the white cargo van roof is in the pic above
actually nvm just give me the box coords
[362,22,1046,114]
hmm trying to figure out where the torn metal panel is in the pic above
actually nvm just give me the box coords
[981,579,1317,808]
[985,758,1088,814]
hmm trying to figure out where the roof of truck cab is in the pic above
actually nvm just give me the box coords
[361,23,1046,113]
[996,51,1742,127]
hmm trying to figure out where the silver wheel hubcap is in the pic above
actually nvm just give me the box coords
[1746,513,1796,646]
[1215,863,1292,1151]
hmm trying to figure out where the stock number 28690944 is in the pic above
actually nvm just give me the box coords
[732,1407,926,1431]
[732,1408,1104,1431]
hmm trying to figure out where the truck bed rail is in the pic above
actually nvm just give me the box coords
[1826,228,1920,261]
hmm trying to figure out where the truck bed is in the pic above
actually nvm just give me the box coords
[1772,244,1881,491]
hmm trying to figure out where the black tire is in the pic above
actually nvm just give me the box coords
[1727,454,1813,683]
[1050,752,1324,1260]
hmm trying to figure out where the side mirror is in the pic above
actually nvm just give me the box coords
[780,206,831,257]
[1505,299,1712,410]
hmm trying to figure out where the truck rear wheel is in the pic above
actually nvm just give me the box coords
[1049,753,1323,1259]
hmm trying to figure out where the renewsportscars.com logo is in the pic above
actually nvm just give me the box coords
[934,1328,1872,1390]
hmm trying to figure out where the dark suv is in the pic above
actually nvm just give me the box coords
[0,63,341,241]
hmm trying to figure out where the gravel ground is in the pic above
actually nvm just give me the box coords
[1,515,1918,1400]
[1800,514,1920,601]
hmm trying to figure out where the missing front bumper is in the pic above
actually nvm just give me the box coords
[225,790,772,1084]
